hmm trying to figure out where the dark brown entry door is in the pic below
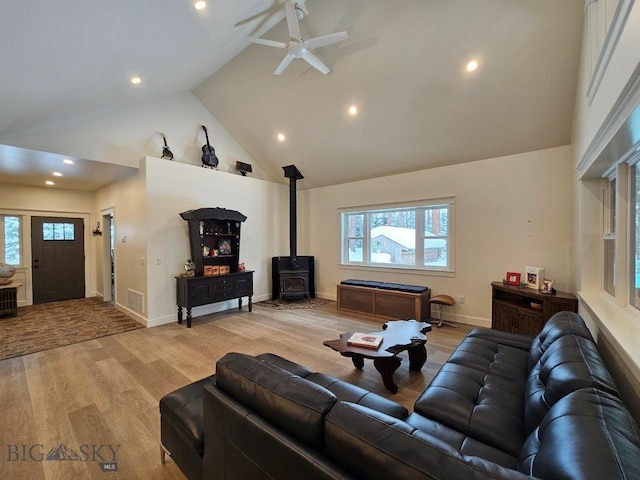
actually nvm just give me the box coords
[31,217,85,304]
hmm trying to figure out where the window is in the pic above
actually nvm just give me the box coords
[603,177,616,296]
[340,199,454,271]
[631,165,640,309]
[42,222,75,241]
[1,215,21,266]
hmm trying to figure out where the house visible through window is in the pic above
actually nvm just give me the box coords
[341,199,454,271]
[1,215,21,266]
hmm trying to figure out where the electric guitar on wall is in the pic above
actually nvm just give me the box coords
[201,125,219,169]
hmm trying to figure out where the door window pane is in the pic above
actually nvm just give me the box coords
[43,222,75,241]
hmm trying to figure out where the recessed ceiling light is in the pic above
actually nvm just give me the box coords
[45,180,55,186]
[130,76,142,85]
[348,105,358,116]
[466,59,479,72]
[194,1,206,10]
[277,133,286,142]
[52,172,62,177]
[63,159,74,165]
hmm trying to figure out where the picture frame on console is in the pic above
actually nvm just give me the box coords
[505,272,521,285]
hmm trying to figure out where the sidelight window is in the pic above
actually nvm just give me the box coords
[1,215,21,266]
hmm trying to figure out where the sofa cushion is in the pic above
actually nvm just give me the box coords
[325,402,532,480]
[414,362,526,456]
[405,413,519,470]
[340,279,382,288]
[445,336,530,380]
[524,334,619,434]
[215,352,337,450]
[519,388,640,480]
[256,352,314,377]
[306,372,409,419]
[528,311,593,369]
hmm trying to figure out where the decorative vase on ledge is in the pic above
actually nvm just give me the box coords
[0,264,16,285]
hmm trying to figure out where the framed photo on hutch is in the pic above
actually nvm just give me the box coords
[506,272,521,285]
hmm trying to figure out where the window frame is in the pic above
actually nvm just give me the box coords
[339,198,455,273]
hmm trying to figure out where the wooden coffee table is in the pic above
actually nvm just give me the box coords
[323,319,432,393]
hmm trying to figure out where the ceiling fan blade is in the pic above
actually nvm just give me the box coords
[274,54,295,75]
[249,37,288,49]
[284,1,302,40]
[304,31,348,50]
[300,49,330,74]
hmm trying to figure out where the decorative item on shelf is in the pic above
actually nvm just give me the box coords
[238,262,246,272]
[218,239,232,255]
[161,134,174,160]
[530,301,543,310]
[201,125,219,169]
[181,259,196,277]
[199,221,204,236]
[0,263,16,285]
[235,161,253,176]
[505,272,521,286]
[525,266,545,290]
[219,265,230,275]
[202,245,210,256]
[92,222,102,236]
[204,265,219,276]
[541,278,555,294]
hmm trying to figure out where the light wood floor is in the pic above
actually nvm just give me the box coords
[0,301,471,480]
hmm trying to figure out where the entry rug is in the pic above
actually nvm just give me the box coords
[0,297,144,361]
[255,298,332,310]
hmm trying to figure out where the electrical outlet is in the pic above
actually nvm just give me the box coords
[155,257,162,265]
[458,295,465,304]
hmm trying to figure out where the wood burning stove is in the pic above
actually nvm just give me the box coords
[272,165,315,300]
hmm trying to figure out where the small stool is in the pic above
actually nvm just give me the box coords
[429,294,457,328]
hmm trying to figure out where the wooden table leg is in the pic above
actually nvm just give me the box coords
[373,356,402,394]
[187,308,192,328]
[248,296,252,312]
[238,297,243,310]
[350,354,364,369]
[177,306,183,324]
[408,344,427,371]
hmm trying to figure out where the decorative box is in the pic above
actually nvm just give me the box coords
[525,266,545,290]
[219,265,230,275]
[204,265,220,276]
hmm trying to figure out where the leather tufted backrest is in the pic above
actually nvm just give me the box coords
[519,388,640,480]
[215,352,337,450]
[528,311,593,370]
[524,334,619,435]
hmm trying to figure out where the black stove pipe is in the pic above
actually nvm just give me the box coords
[282,165,304,266]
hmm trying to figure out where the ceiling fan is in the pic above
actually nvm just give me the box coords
[248,0,348,75]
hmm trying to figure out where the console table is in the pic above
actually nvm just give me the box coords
[175,271,253,328]
[491,281,578,336]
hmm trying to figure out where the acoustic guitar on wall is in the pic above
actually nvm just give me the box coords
[201,125,219,169]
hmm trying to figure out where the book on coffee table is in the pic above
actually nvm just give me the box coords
[347,332,383,349]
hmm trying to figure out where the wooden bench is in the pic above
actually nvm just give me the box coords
[337,280,431,322]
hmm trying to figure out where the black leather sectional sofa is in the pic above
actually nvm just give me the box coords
[160,311,640,479]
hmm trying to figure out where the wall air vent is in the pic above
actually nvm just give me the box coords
[128,289,144,313]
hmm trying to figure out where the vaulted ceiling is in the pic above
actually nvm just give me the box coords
[0,0,584,190]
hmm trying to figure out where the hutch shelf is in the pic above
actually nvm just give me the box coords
[491,281,578,337]
[176,207,253,327]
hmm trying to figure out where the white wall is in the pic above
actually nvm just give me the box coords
[300,146,573,326]
[0,182,96,304]
[96,156,288,327]
[94,169,147,323]
[0,91,277,183]
[571,2,640,382]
